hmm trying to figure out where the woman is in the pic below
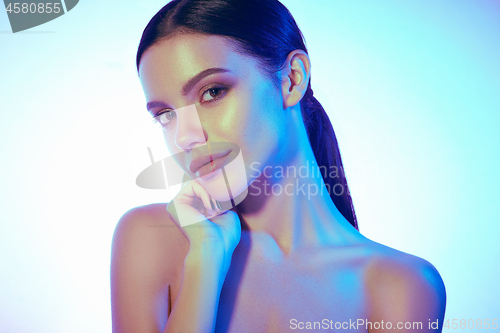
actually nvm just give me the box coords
[111,0,446,332]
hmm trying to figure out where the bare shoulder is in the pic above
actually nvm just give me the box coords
[111,203,189,276]
[110,203,188,333]
[361,240,446,331]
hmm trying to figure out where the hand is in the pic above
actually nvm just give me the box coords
[166,180,241,263]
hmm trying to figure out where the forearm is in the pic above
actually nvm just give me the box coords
[163,245,229,333]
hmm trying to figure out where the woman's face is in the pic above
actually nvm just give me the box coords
[138,33,289,202]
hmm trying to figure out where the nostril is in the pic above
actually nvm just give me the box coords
[175,134,207,151]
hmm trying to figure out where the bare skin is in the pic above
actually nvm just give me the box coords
[111,204,445,332]
[111,34,446,333]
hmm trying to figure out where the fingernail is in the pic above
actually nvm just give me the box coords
[216,200,222,210]
[210,200,215,210]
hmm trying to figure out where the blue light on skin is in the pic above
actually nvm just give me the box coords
[0,1,499,331]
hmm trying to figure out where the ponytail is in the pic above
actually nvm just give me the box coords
[301,85,359,230]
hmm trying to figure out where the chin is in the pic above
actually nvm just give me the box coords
[197,148,249,205]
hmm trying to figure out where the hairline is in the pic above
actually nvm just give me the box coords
[137,29,283,89]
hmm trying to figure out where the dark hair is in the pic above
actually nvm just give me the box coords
[136,0,358,230]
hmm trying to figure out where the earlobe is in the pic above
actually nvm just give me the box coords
[281,50,311,109]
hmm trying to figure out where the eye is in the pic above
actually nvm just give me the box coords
[152,110,176,128]
[200,86,227,103]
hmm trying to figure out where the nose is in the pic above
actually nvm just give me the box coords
[174,104,207,150]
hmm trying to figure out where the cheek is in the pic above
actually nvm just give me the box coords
[220,88,283,162]
[163,129,177,153]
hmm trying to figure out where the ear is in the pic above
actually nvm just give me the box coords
[280,50,311,109]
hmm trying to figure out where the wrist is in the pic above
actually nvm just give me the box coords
[185,243,232,277]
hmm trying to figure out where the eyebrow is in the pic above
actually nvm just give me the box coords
[146,101,170,113]
[182,67,230,96]
[146,67,231,112]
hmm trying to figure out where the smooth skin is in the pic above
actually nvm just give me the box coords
[110,34,446,333]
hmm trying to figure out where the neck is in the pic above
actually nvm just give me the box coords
[234,107,358,255]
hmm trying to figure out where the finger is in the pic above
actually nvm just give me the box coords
[172,181,217,226]
[168,193,207,228]
[187,181,217,215]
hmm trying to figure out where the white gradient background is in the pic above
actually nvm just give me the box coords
[0,1,498,332]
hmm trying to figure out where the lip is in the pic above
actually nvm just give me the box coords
[189,150,232,178]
